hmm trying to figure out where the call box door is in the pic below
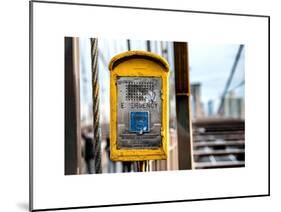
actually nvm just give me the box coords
[117,77,162,149]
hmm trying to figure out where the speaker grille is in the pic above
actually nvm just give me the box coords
[125,81,154,101]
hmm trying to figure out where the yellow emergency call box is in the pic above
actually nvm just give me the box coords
[109,50,170,161]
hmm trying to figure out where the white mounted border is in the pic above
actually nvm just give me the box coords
[30,1,269,211]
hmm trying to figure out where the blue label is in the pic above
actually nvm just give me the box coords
[129,112,149,133]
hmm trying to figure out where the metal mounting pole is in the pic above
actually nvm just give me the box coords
[174,42,194,170]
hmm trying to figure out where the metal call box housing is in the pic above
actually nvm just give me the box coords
[109,51,170,161]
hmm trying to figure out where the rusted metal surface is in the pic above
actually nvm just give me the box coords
[174,42,194,170]
[174,42,190,94]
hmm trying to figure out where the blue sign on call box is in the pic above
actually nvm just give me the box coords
[129,111,150,133]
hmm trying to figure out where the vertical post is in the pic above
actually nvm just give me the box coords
[65,37,82,175]
[137,161,149,172]
[127,39,131,51]
[146,40,151,52]
[91,38,102,174]
[173,42,194,170]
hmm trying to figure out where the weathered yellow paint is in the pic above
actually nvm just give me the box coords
[109,51,170,161]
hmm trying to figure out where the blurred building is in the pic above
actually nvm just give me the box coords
[190,83,205,119]
[207,100,214,116]
[221,91,244,119]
